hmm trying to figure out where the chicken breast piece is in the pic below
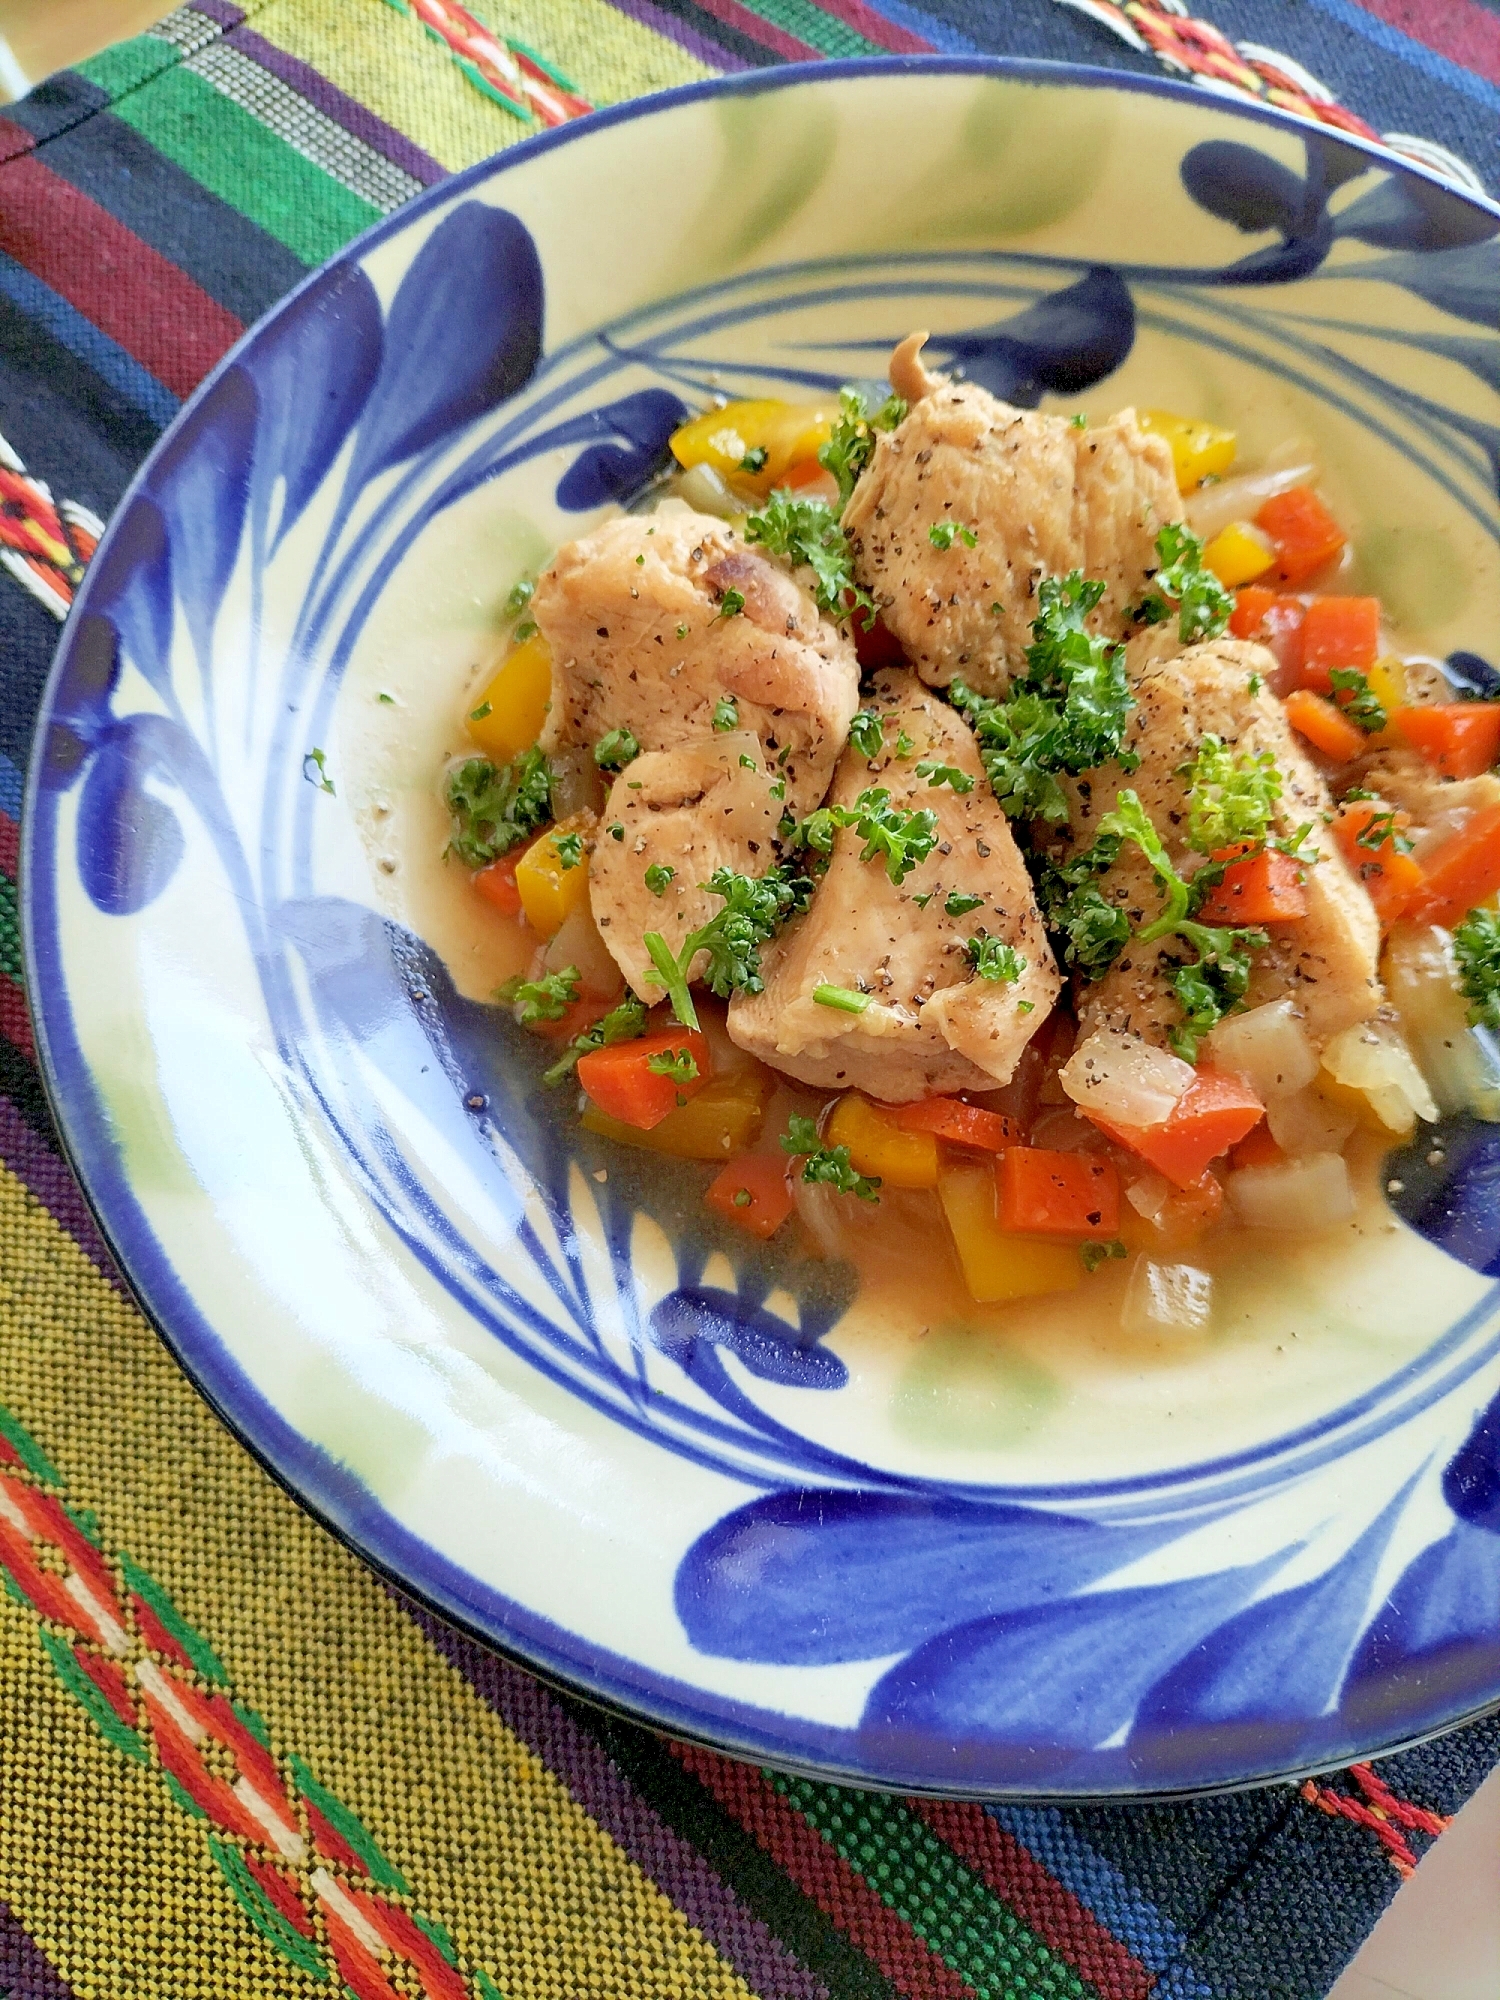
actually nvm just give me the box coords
[588,733,783,1002]
[1061,635,1382,1050]
[843,338,1181,698]
[531,506,858,818]
[727,669,1060,1100]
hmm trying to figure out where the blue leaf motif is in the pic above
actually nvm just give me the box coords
[1339,244,1500,328]
[347,203,543,486]
[1384,1115,1500,1277]
[239,259,384,544]
[1334,175,1500,252]
[922,269,1135,405]
[76,715,188,916]
[1344,1519,1500,1711]
[83,494,173,694]
[1443,1383,1500,1530]
[145,368,257,669]
[1445,649,1500,699]
[652,1287,846,1392]
[554,389,689,510]
[1181,140,1312,238]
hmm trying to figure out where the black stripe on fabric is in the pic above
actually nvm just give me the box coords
[0,1032,61,1151]
[899,0,1164,71]
[636,0,788,67]
[2,71,110,146]
[33,114,308,327]
[1062,1788,1296,1936]
[553,1691,903,2000]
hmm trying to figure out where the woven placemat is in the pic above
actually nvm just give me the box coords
[0,4,1496,1996]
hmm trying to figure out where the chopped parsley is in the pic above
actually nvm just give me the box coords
[915,760,974,794]
[1070,413,1089,430]
[642,862,815,1029]
[739,445,769,474]
[1454,906,1500,1031]
[848,709,886,759]
[647,1046,699,1086]
[1134,523,1235,644]
[717,587,746,620]
[1329,667,1388,734]
[541,993,649,1087]
[469,700,493,721]
[1035,843,1133,981]
[676,622,690,640]
[377,691,396,705]
[780,1113,881,1202]
[965,934,1026,984]
[945,889,985,917]
[1080,1239,1127,1272]
[513,619,538,644]
[712,696,739,732]
[505,578,535,617]
[554,830,584,871]
[744,491,865,621]
[609,822,625,841]
[445,748,552,866]
[928,520,977,551]
[1355,809,1413,855]
[1178,733,1282,855]
[304,747,335,795]
[644,863,675,896]
[594,728,640,773]
[951,572,1137,824]
[818,385,907,508]
[812,983,870,1013]
[498,966,578,1026]
[793,787,938,886]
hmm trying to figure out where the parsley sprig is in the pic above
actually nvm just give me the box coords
[541,993,649,1087]
[965,934,1026,983]
[1454,906,1500,1032]
[780,1114,881,1202]
[744,490,867,622]
[1035,842,1134,981]
[793,787,939,886]
[445,748,552,867]
[1178,734,1282,855]
[497,966,579,1026]
[642,862,815,1029]
[1329,668,1388,734]
[1134,523,1234,644]
[647,1047,700,1086]
[818,385,907,508]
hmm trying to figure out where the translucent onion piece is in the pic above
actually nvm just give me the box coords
[1265,1085,1358,1158]
[542,900,618,996]
[1184,461,1316,542]
[671,462,744,520]
[1321,1020,1438,1134]
[1059,1028,1195,1127]
[1122,1257,1214,1336]
[1125,1170,1172,1220]
[548,745,606,821]
[1383,922,1500,1123]
[1204,1000,1318,1100]
[1226,1152,1355,1231]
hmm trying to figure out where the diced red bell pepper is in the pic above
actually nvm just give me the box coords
[1256,486,1347,585]
[577,1029,711,1130]
[704,1154,795,1238]
[1230,586,1306,693]
[1194,845,1308,925]
[1395,702,1500,781]
[472,849,528,915]
[996,1148,1121,1237]
[1298,596,1380,693]
[1407,802,1500,929]
[1088,1068,1265,1189]
[1332,801,1425,928]
[888,1098,1021,1151]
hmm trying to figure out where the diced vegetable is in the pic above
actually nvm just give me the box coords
[581,1071,770,1160]
[1284,688,1366,763]
[780,457,841,508]
[889,1097,1022,1151]
[1059,1027,1195,1127]
[1193,846,1308,925]
[1320,1020,1438,1135]
[1185,459,1315,542]
[1226,1151,1355,1230]
[1139,411,1237,490]
[1256,486,1347,584]
[1229,587,1306,689]
[472,847,528,915]
[1332,801,1425,928]
[1366,656,1407,714]
[1121,1257,1214,1337]
[669,398,833,495]
[1229,584,1276,640]
[1384,920,1500,1122]
[577,1028,710,1131]
[1395,702,1500,780]
[466,631,553,762]
[1408,803,1500,928]
[824,1095,939,1189]
[937,1157,1081,1303]
[1087,1067,1264,1189]
[514,816,592,935]
[1202,521,1275,588]
[1264,1084,1358,1158]
[704,1155,795,1239]
[528,992,615,1047]
[542,900,621,997]
[1227,1119,1285,1170]
[1204,998,1318,1099]
[1121,1169,1225,1251]
[997,1147,1121,1238]
[1297,596,1380,693]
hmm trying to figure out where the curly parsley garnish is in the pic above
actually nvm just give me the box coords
[717,587,746,620]
[505,578,535,618]
[915,760,974,794]
[780,1113,881,1202]
[1329,668,1388,734]
[712,696,739,732]
[1035,843,1134,981]
[1178,733,1282,855]
[1080,1239,1127,1273]
[951,572,1137,824]
[554,831,584,871]
[818,385,907,508]
[497,966,578,1026]
[928,520,977,551]
[744,491,865,621]
[594,728,640,773]
[541,993,649,1087]
[445,748,552,867]
[642,862,816,1029]
[1454,907,1500,1031]
[644,863,675,896]
[739,445,769,474]
[848,709,885,759]
[1134,523,1234,644]
[647,1047,700,1087]
[965,934,1026,983]
[792,787,938,886]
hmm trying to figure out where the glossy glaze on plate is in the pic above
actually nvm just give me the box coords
[25,60,1500,1796]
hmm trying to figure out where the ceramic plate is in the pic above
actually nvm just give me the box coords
[26,58,1500,1798]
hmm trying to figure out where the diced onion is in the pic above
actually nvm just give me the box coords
[1226,1152,1355,1231]
[1122,1257,1214,1336]
[1320,1020,1438,1136]
[1184,460,1316,542]
[1383,922,1500,1123]
[543,901,619,997]
[1125,1170,1172,1221]
[548,745,605,821]
[671,463,743,520]
[1059,1028,1195,1127]
[1204,1000,1318,1100]
[1265,1085,1358,1158]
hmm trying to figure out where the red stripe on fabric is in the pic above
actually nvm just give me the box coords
[1354,0,1500,87]
[810,0,932,52]
[0,156,242,398]
[684,0,821,61]
[0,979,33,1063]
[0,807,19,878]
[915,1801,1154,2000]
[671,1744,977,1999]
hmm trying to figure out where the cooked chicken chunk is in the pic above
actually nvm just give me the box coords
[587,733,783,1002]
[1357,745,1500,839]
[727,669,1060,1100]
[1062,635,1382,1050]
[531,506,859,818]
[843,337,1180,698]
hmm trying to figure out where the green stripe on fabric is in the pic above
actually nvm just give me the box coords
[106,65,377,268]
[738,0,882,56]
[76,34,183,103]
[771,1775,1095,2000]
[0,875,21,985]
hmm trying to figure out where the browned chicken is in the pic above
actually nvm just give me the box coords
[531,505,859,819]
[587,733,783,1001]
[1061,634,1383,1050]
[843,335,1181,698]
[727,668,1060,1099]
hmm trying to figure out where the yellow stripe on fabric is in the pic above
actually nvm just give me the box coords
[0,1160,753,2000]
[256,0,711,174]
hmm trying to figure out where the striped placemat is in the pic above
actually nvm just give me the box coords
[0,4,1496,1997]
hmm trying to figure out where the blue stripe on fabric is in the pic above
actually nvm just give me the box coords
[0,752,25,821]
[1293,0,1500,113]
[868,0,982,55]
[989,1805,1215,1993]
[0,252,179,429]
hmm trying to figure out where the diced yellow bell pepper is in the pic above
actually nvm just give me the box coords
[515,813,591,935]
[1203,520,1276,588]
[824,1094,938,1189]
[1139,410,1238,490]
[1367,655,1407,714]
[582,1072,772,1160]
[937,1157,1082,1304]
[466,630,553,762]
[669,398,834,495]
